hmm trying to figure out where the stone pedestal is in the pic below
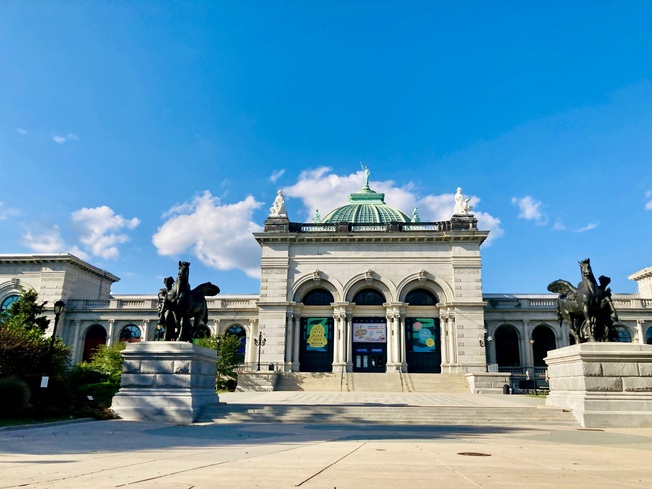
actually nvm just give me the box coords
[545,343,652,428]
[111,342,219,424]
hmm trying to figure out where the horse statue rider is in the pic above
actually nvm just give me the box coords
[157,261,220,342]
[547,258,618,343]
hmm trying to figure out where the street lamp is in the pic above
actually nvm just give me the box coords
[49,300,66,353]
[42,300,65,389]
[254,331,266,371]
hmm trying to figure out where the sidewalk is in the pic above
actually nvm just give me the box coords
[1,392,652,488]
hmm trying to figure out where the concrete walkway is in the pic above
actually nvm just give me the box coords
[1,392,652,488]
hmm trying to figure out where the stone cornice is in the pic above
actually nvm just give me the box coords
[0,253,120,283]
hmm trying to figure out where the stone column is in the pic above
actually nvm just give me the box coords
[141,320,151,343]
[447,314,457,370]
[440,313,449,368]
[385,308,401,373]
[71,319,82,363]
[345,311,353,372]
[284,313,294,371]
[522,319,533,375]
[107,319,116,346]
[292,313,301,372]
[246,319,258,370]
[212,319,221,337]
[636,320,646,344]
[332,309,347,373]
[399,311,407,372]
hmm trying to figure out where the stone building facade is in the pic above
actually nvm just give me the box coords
[2,183,652,379]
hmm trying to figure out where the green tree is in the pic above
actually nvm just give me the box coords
[195,334,244,391]
[0,290,51,339]
[0,291,70,380]
[81,342,126,384]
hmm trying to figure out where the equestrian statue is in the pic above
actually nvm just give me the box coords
[547,258,618,343]
[157,261,220,342]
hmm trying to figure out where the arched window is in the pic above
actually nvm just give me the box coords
[646,327,652,345]
[0,294,19,312]
[353,289,385,305]
[303,289,334,306]
[609,325,632,343]
[405,289,438,305]
[532,325,556,366]
[226,324,246,355]
[83,324,107,362]
[494,325,521,369]
[119,325,142,343]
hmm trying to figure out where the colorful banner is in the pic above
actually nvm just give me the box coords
[306,318,329,351]
[353,322,386,343]
[412,318,436,352]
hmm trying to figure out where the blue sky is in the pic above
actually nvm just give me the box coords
[1,1,652,296]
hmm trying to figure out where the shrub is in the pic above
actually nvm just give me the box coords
[195,334,244,391]
[0,377,31,417]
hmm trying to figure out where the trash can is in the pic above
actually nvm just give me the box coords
[502,384,511,395]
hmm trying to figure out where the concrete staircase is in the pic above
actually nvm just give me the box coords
[197,402,577,426]
[267,372,469,393]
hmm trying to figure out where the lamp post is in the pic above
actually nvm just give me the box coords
[254,331,266,371]
[49,300,66,354]
[42,300,65,389]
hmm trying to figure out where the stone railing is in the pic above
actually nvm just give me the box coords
[293,221,461,233]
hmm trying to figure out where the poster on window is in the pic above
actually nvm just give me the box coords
[306,318,329,351]
[353,322,386,343]
[412,318,436,352]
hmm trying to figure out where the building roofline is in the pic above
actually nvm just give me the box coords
[0,253,120,283]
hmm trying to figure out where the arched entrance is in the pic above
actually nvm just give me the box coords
[226,324,247,355]
[405,289,441,373]
[532,325,556,366]
[351,288,387,373]
[494,325,521,372]
[83,324,107,362]
[299,288,334,372]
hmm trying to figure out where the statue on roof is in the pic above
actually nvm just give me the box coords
[412,208,421,223]
[453,187,473,216]
[361,162,370,189]
[269,189,288,218]
[313,209,321,223]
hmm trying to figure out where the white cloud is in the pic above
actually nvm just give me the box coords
[21,223,89,260]
[645,190,652,210]
[152,191,263,278]
[16,128,27,135]
[552,219,566,231]
[511,196,548,225]
[283,167,504,245]
[22,225,66,253]
[269,169,286,183]
[52,133,79,144]
[576,223,598,233]
[71,206,140,259]
[0,202,20,220]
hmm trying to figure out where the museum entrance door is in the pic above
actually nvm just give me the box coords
[352,317,387,372]
[405,318,441,373]
[299,317,334,372]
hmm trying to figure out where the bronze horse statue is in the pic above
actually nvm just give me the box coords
[163,261,220,342]
[547,259,617,343]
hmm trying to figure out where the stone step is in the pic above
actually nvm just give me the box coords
[197,404,577,426]
[269,372,469,393]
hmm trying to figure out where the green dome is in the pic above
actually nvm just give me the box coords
[322,186,410,224]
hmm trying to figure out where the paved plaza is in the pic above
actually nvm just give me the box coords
[1,392,652,488]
